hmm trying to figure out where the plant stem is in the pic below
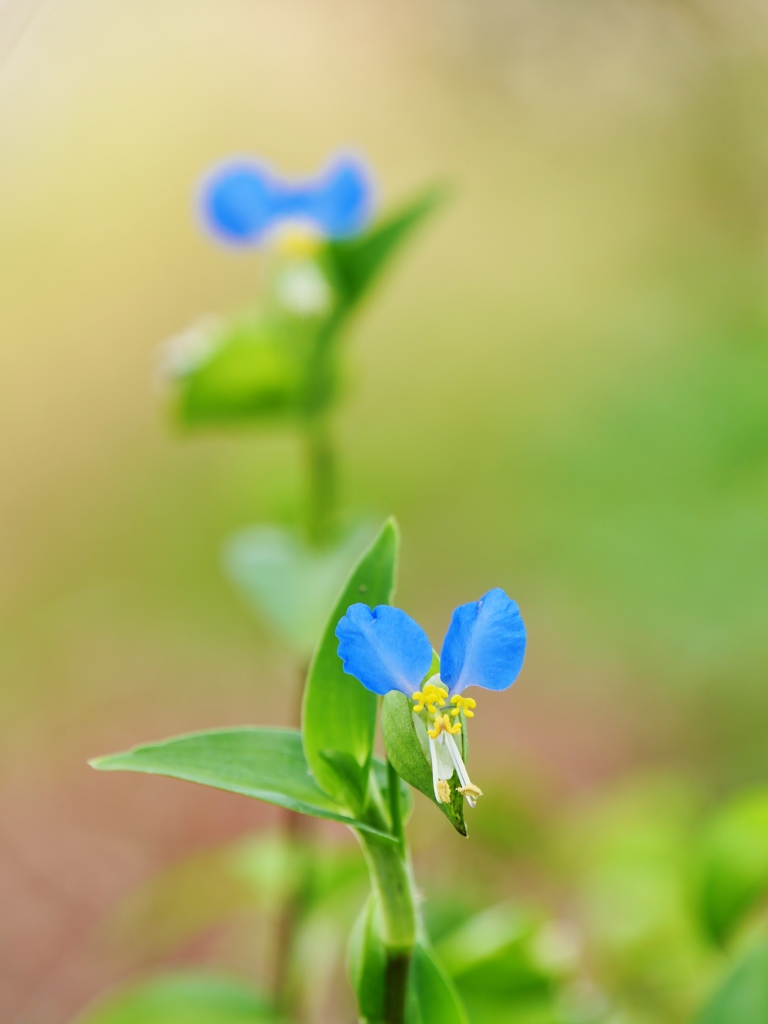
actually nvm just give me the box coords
[387,759,405,853]
[383,952,411,1024]
[381,768,413,1024]
[271,660,313,1014]
[357,771,416,1024]
[303,413,336,547]
[272,393,338,1010]
[357,832,415,1024]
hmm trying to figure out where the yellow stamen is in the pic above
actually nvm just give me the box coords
[273,223,321,257]
[436,779,451,803]
[427,713,462,739]
[458,783,483,803]
[412,682,447,715]
[450,694,476,718]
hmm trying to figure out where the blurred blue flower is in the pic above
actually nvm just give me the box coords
[335,589,526,807]
[200,153,374,245]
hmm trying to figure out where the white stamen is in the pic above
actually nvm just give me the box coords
[428,736,443,803]
[445,732,478,807]
[275,262,331,315]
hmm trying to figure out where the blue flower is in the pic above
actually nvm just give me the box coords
[200,153,374,245]
[335,589,526,807]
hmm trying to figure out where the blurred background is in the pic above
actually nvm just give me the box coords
[2,1,768,1021]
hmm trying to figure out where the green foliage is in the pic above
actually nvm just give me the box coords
[348,898,467,1024]
[696,943,768,1024]
[348,896,388,1022]
[302,518,398,812]
[406,944,468,1024]
[695,788,768,945]
[71,973,279,1024]
[174,313,317,428]
[381,690,467,837]
[90,727,394,840]
[437,904,560,1001]
[322,187,445,316]
[561,777,707,1021]
[170,187,442,431]
[223,521,373,655]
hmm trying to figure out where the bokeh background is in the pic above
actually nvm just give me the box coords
[2,1,768,1021]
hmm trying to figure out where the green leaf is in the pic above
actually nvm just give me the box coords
[302,518,399,812]
[696,943,768,1024]
[696,788,768,945]
[348,896,387,1023]
[406,944,468,1024]
[173,313,316,427]
[90,727,393,840]
[223,522,374,655]
[70,972,279,1024]
[381,691,467,837]
[348,903,467,1024]
[322,187,445,315]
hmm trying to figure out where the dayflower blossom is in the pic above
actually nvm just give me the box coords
[336,589,526,808]
[200,153,374,246]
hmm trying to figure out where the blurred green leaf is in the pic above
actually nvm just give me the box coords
[106,844,265,960]
[381,690,467,837]
[406,943,468,1024]
[302,518,398,813]
[223,521,374,655]
[90,727,393,840]
[434,904,600,1024]
[696,943,768,1024]
[173,313,320,427]
[696,788,768,945]
[322,187,445,315]
[70,972,279,1024]
[436,904,560,1000]
[561,775,706,1011]
[110,831,371,964]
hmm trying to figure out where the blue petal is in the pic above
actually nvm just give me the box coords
[335,603,433,697]
[200,155,374,245]
[440,588,526,694]
[200,162,279,244]
[303,155,374,238]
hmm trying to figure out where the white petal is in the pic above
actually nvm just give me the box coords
[434,734,455,780]
[428,737,443,802]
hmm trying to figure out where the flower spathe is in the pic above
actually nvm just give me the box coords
[335,589,526,808]
[200,153,374,245]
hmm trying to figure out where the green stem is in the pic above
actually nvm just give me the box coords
[356,770,416,1024]
[271,660,313,1015]
[387,758,405,853]
[357,831,415,954]
[303,414,336,546]
[384,951,411,1024]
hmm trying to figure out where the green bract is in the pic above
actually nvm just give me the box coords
[382,690,468,837]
